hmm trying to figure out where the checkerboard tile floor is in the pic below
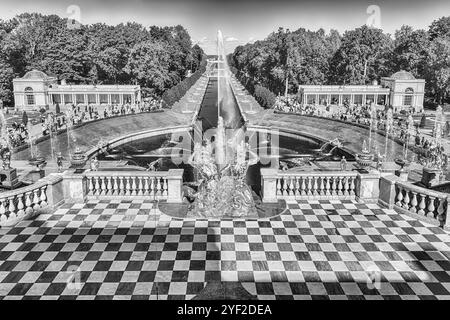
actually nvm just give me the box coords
[0,199,449,300]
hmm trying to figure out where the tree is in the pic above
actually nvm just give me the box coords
[329,25,393,85]
[429,16,450,40]
[393,25,429,77]
[425,36,450,104]
[22,110,28,126]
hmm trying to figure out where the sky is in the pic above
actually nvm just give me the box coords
[0,0,449,54]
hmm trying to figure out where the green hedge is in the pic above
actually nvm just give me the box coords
[231,68,275,109]
[254,85,276,109]
[162,55,208,107]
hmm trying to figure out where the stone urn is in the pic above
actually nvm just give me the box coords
[70,148,87,169]
[394,158,410,181]
[421,167,442,188]
[28,156,47,171]
[356,150,374,169]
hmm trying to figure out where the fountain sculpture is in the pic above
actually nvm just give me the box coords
[0,109,20,189]
[186,30,259,218]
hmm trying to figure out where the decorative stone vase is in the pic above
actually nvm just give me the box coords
[394,158,410,181]
[70,149,87,168]
[421,167,442,188]
[28,156,47,171]
[356,151,374,169]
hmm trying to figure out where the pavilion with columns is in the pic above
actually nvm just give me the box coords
[13,70,142,111]
[298,70,425,113]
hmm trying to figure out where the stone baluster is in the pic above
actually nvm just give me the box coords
[402,189,410,210]
[436,197,446,227]
[106,176,112,195]
[17,194,25,217]
[276,178,281,196]
[40,186,47,207]
[137,177,144,196]
[337,176,343,196]
[0,199,6,222]
[343,177,349,196]
[300,177,306,196]
[125,176,132,196]
[144,177,150,195]
[417,193,426,215]
[131,176,138,196]
[307,176,313,196]
[286,178,292,196]
[312,177,319,196]
[331,177,337,196]
[349,177,355,196]
[111,176,118,195]
[118,176,124,195]
[7,196,16,220]
[426,196,436,217]
[156,177,162,196]
[396,186,403,207]
[318,177,325,195]
[409,192,418,213]
[24,192,33,214]
[149,177,155,197]
[93,176,100,195]
[325,177,331,196]
[33,189,41,210]
[162,178,168,196]
[293,177,299,197]
[88,177,94,195]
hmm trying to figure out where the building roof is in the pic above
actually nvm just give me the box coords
[21,70,53,80]
[390,70,416,80]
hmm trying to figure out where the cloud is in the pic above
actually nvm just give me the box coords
[225,36,239,42]
[197,36,208,44]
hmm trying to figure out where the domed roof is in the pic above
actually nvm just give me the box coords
[391,70,416,80]
[22,70,50,80]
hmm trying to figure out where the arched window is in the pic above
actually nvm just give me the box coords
[403,87,414,106]
[25,87,35,105]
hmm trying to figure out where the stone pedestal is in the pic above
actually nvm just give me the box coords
[0,168,21,189]
[62,169,87,203]
[395,169,409,182]
[355,170,381,203]
[27,169,46,183]
[421,167,441,188]
[260,168,278,203]
[167,169,184,203]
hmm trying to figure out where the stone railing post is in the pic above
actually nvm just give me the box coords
[166,169,184,203]
[260,168,279,203]
[355,170,381,203]
[378,175,399,209]
[445,196,450,231]
[62,169,87,203]
[40,173,65,209]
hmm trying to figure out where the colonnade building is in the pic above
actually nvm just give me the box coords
[298,70,425,113]
[13,70,142,111]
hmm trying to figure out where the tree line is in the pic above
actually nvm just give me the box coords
[0,13,205,107]
[229,16,450,108]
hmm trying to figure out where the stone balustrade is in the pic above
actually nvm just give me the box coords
[261,168,360,202]
[84,169,184,202]
[0,173,64,227]
[379,175,449,229]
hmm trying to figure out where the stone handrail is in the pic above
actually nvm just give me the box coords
[261,168,363,202]
[379,175,449,229]
[84,169,183,202]
[0,173,64,227]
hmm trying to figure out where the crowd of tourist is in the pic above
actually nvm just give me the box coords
[274,95,449,170]
[5,97,164,149]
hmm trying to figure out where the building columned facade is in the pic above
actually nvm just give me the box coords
[13,70,142,111]
[298,71,425,113]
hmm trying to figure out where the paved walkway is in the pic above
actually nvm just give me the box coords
[0,200,448,300]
